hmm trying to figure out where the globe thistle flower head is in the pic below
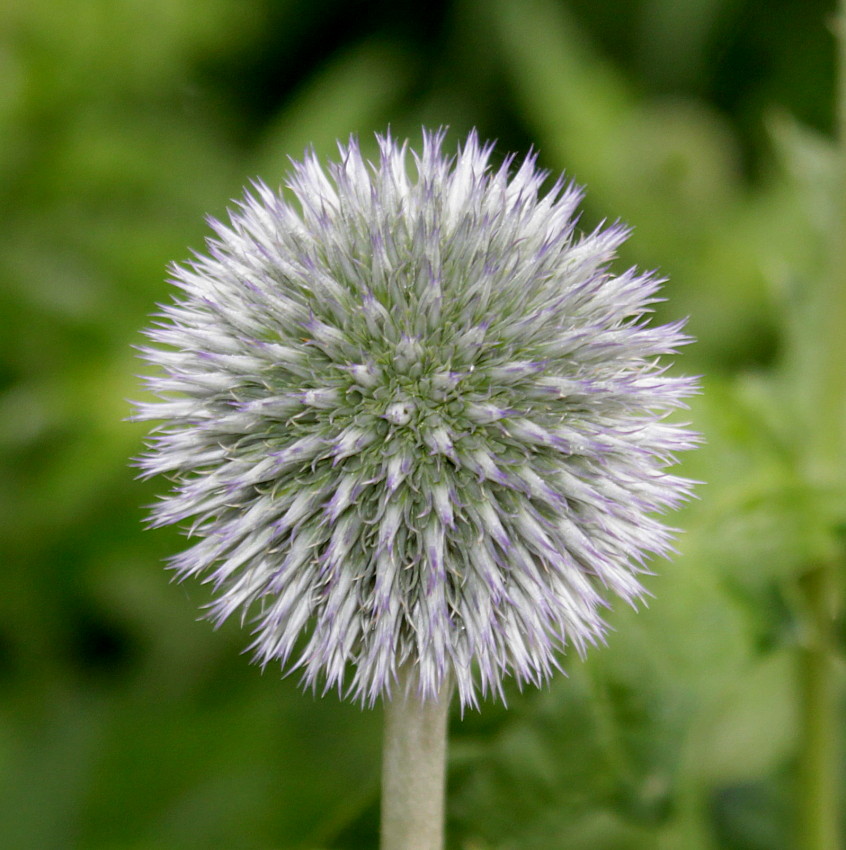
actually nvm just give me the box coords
[135,129,699,709]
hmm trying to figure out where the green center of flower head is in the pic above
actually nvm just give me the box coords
[135,129,699,708]
[366,340,456,424]
[290,309,503,478]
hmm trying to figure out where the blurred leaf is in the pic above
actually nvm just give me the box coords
[709,778,791,850]
[634,0,732,90]
[768,111,838,235]
[686,377,846,583]
[691,650,796,784]
[255,39,415,178]
[486,0,778,373]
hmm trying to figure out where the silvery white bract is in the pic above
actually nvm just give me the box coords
[135,130,698,709]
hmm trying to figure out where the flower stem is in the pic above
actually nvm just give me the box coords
[381,669,451,850]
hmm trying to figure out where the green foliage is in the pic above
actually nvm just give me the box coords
[1,0,843,847]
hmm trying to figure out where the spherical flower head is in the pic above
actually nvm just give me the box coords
[134,129,699,709]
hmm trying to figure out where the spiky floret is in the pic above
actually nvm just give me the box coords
[134,129,698,709]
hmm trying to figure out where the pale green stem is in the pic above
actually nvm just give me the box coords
[381,668,451,850]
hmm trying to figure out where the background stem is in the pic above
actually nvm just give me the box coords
[381,669,451,850]
[818,0,846,465]
[796,4,846,849]
[798,564,840,850]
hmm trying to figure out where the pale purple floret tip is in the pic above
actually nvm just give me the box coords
[134,129,699,709]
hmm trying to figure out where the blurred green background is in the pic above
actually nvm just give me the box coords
[1,0,844,847]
